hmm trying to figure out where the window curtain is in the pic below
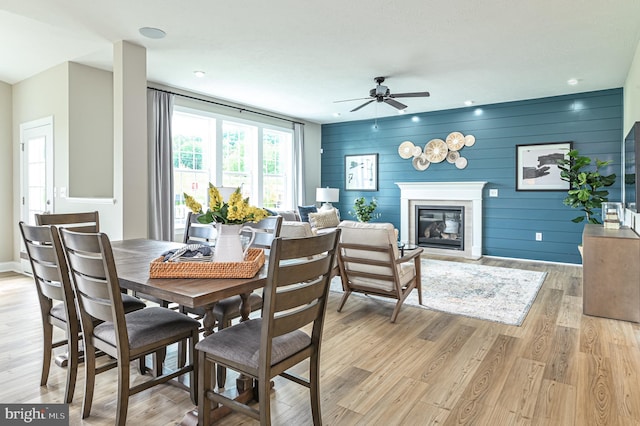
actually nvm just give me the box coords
[148,89,175,240]
[293,122,305,205]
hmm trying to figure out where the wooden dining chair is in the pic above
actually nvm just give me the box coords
[336,220,424,322]
[19,222,147,404]
[184,211,217,245]
[196,230,341,426]
[180,214,283,387]
[35,211,99,232]
[19,222,80,404]
[59,229,200,425]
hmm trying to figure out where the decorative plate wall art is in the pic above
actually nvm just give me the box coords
[398,141,415,159]
[412,153,430,170]
[424,139,448,163]
[396,131,476,172]
[446,132,465,151]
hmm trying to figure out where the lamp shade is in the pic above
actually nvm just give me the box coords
[316,187,339,203]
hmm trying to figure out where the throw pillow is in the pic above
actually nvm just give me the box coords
[298,205,317,223]
[308,209,340,229]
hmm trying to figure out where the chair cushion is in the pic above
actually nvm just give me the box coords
[273,210,300,221]
[121,293,147,313]
[49,294,144,323]
[308,209,340,229]
[50,302,67,322]
[93,306,199,350]
[350,261,416,292]
[280,221,314,238]
[195,319,311,369]
[297,205,317,223]
[212,293,263,323]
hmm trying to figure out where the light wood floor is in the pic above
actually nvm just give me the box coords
[1,255,639,425]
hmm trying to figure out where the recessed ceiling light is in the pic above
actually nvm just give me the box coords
[194,71,205,78]
[567,78,579,86]
[464,100,474,106]
[139,27,166,39]
[332,112,341,117]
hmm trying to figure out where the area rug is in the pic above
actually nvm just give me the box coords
[330,259,547,326]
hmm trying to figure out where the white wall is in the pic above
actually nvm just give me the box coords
[0,81,13,264]
[624,40,640,133]
[11,63,70,264]
[68,63,113,197]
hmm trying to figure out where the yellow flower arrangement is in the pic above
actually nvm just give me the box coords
[184,184,269,225]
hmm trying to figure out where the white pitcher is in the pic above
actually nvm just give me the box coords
[213,223,256,262]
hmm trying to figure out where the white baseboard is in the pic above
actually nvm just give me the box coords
[0,261,25,274]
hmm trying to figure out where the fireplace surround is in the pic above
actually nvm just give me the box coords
[396,181,487,259]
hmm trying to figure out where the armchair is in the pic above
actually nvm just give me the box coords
[336,220,424,322]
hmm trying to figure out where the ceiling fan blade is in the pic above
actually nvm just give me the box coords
[389,91,431,98]
[350,100,375,112]
[383,98,408,110]
[334,97,371,103]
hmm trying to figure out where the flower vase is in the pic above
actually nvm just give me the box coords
[213,224,256,262]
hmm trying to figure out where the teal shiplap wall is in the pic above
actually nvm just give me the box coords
[320,89,623,264]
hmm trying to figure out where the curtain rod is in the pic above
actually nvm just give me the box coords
[148,87,305,126]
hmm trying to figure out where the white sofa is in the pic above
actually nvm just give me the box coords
[274,208,340,235]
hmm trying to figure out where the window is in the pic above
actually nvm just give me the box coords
[172,107,294,228]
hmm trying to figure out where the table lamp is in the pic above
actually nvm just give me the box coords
[316,187,339,211]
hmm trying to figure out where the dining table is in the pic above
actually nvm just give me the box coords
[111,238,268,425]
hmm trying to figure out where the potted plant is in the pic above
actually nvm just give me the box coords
[349,196,380,222]
[557,149,616,224]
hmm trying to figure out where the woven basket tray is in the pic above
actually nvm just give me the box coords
[149,248,265,279]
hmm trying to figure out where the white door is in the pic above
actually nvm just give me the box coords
[20,116,54,225]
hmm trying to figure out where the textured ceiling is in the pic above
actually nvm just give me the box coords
[1,1,639,124]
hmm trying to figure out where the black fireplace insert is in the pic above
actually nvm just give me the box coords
[415,205,464,250]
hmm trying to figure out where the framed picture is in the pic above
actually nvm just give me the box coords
[345,153,378,191]
[516,142,572,191]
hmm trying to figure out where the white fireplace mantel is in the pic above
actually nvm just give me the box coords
[396,181,487,259]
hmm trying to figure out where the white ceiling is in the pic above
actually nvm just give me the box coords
[2,1,640,124]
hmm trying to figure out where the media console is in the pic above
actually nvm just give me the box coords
[582,224,640,323]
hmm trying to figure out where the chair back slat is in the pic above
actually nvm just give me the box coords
[272,301,321,337]
[26,242,58,264]
[275,256,332,288]
[30,260,65,288]
[243,215,283,249]
[273,277,325,313]
[35,211,99,233]
[183,212,216,244]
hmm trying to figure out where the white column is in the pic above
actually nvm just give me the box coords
[113,41,148,240]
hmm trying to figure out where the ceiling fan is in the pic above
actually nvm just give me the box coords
[335,76,430,112]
